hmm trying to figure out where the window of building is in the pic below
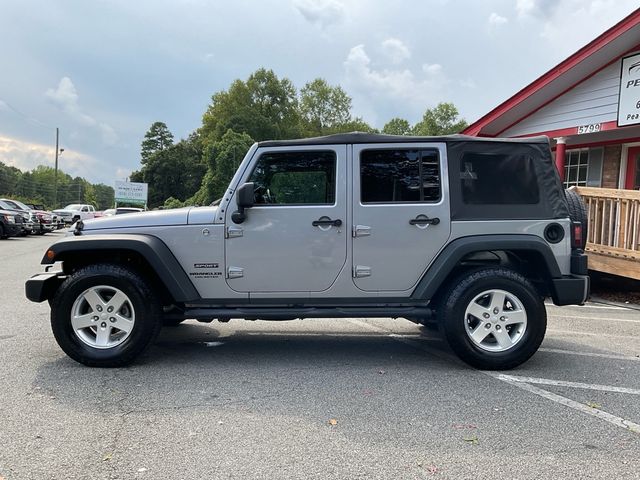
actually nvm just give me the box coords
[564,149,589,187]
[248,151,336,205]
[459,152,540,204]
[360,149,440,203]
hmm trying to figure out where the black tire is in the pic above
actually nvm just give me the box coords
[565,188,588,249]
[438,267,546,370]
[0,223,7,239]
[50,263,163,367]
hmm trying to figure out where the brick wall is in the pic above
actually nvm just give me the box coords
[601,144,622,188]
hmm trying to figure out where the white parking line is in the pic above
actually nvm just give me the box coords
[548,314,640,324]
[547,329,636,339]
[349,319,640,435]
[491,374,640,434]
[546,303,630,311]
[539,347,640,362]
[496,374,640,395]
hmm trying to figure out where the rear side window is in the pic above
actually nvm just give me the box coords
[460,153,539,204]
[249,151,336,205]
[361,149,440,203]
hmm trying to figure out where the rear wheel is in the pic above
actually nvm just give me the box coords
[50,263,162,367]
[438,267,546,370]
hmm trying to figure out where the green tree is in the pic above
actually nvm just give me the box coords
[141,121,174,164]
[138,134,206,208]
[299,79,351,136]
[382,117,411,135]
[412,102,468,136]
[190,129,254,206]
[201,68,300,144]
[333,117,378,134]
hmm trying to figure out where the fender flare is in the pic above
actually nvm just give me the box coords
[42,234,200,302]
[410,234,562,301]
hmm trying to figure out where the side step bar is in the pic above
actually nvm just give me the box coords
[167,306,434,321]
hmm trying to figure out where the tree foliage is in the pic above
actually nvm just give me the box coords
[0,162,114,210]
[299,79,352,136]
[190,129,254,206]
[201,69,300,145]
[141,121,174,164]
[133,131,206,208]
[382,118,412,136]
[412,102,468,136]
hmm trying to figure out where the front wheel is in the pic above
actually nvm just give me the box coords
[438,267,546,370]
[50,263,163,367]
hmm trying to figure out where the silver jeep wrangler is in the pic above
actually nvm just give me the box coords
[26,133,589,369]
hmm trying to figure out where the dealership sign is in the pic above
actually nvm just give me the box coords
[114,181,148,205]
[618,52,640,127]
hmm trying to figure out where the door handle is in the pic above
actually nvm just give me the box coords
[312,218,342,227]
[409,215,440,226]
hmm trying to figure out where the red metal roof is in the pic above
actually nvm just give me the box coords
[463,9,640,137]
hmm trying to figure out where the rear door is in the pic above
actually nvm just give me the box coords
[351,143,451,292]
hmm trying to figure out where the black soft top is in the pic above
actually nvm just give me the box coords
[258,132,550,147]
[258,132,568,221]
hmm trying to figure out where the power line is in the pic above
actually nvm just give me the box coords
[0,98,56,130]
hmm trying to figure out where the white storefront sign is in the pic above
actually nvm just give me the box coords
[114,181,148,205]
[618,52,640,127]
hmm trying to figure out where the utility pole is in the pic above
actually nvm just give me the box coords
[53,127,59,208]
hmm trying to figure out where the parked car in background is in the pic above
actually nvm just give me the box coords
[0,200,33,236]
[26,203,62,231]
[2,199,55,235]
[52,204,96,225]
[0,209,22,239]
[102,207,144,217]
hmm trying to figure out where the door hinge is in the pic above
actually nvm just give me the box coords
[352,224,372,237]
[227,266,244,279]
[353,265,372,278]
[225,226,243,238]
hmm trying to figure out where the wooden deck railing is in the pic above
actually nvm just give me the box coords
[571,186,640,279]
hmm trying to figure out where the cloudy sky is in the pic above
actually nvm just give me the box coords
[0,0,638,185]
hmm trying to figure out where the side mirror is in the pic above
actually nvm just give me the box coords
[237,182,255,208]
[232,182,254,224]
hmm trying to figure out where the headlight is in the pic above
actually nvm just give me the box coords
[3,215,15,224]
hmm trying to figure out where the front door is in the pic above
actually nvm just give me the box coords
[225,145,347,293]
[625,146,640,190]
[352,143,451,292]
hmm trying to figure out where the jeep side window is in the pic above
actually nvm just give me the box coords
[460,153,539,204]
[248,151,336,205]
[360,149,440,203]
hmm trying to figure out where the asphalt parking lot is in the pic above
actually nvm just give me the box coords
[1,232,639,479]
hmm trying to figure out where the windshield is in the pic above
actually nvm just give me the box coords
[63,204,83,210]
[0,200,17,210]
[9,199,30,210]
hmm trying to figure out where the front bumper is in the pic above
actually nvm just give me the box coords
[2,223,22,237]
[25,272,65,303]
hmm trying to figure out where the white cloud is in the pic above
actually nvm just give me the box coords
[516,0,536,18]
[343,44,448,124]
[488,12,508,27]
[293,0,344,28]
[422,63,443,75]
[45,77,118,145]
[381,38,411,64]
[0,134,92,176]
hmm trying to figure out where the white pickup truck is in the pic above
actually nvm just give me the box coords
[52,204,96,225]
